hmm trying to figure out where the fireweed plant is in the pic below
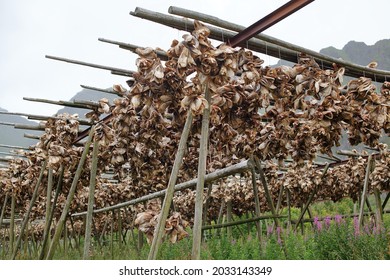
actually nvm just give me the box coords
[312,215,388,259]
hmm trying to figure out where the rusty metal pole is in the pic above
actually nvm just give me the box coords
[228,0,314,47]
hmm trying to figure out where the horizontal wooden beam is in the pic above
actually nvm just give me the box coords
[131,7,390,82]
[0,111,93,126]
[98,37,169,61]
[0,144,31,150]
[80,85,124,97]
[45,55,135,76]
[72,159,254,217]
[202,214,288,230]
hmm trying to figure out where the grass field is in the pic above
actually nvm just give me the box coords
[1,196,388,260]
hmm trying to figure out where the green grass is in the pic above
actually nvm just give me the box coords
[2,196,390,260]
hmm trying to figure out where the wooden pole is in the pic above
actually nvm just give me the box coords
[45,55,135,76]
[39,165,64,259]
[11,160,47,259]
[382,191,390,210]
[0,194,9,230]
[46,127,95,259]
[83,137,99,260]
[358,155,373,228]
[226,200,233,238]
[250,165,263,244]
[202,184,213,228]
[203,214,287,230]
[98,38,169,61]
[286,189,292,230]
[43,168,54,256]
[373,189,383,226]
[147,109,193,260]
[23,97,98,111]
[133,7,390,82]
[215,200,225,236]
[253,157,279,227]
[72,159,251,217]
[9,195,16,254]
[294,163,330,231]
[0,144,31,150]
[192,84,211,260]
[80,85,124,97]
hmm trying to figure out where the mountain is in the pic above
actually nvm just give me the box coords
[320,39,390,70]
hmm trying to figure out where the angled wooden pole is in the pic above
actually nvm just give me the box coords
[373,189,383,226]
[382,191,390,210]
[39,165,64,259]
[9,195,16,254]
[253,157,278,226]
[358,155,373,228]
[250,164,263,244]
[147,110,193,260]
[191,84,211,260]
[83,137,99,260]
[12,160,47,259]
[0,193,9,230]
[43,168,54,255]
[46,127,95,259]
[294,163,330,231]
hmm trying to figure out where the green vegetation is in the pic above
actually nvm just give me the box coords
[2,197,389,260]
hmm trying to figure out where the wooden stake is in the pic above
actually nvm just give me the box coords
[147,109,193,260]
[9,195,16,254]
[215,200,225,236]
[43,168,53,256]
[202,214,287,230]
[250,165,263,244]
[192,84,211,260]
[226,200,233,238]
[39,165,64,259]
[83,137,99,260]
[0,193,9,229]
[294,163,330,231]
[46,127,95,259]
[373,188,383,226]
[358,155,373,228]
[286,189,292,230]
[12,160,47,259]
[382,191,390,210]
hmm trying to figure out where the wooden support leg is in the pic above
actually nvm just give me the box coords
[0,194,9,230]
[226,200,233,239]
[191,84,211,260]
[12,160,48,259]
[148,110,193,260]
[358,155,373,229]
[40,165,64,259]
[83,138,99,260]
[46,127,95,259]
[294,163,330,231]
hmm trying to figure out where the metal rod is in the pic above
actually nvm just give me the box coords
[227,0,314,47]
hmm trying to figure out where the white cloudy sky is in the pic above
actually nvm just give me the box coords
[1,0,389,117]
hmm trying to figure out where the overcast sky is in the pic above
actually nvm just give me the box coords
[1,0,389,117]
